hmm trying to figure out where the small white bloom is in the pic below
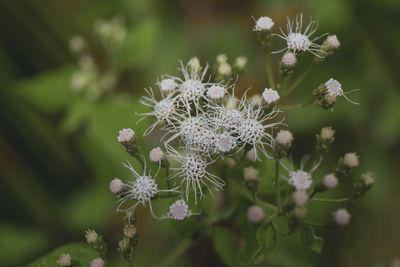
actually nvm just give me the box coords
[158,78,178,94]
[57,254,72,266]
[215,133,236,153]
[262,88,280,104]
[216,54,228,64]
[289,170,312,190]
[325,78,343,96]
[281,52,297,67]
[275,130,294,146]
[247,205,265,224]
[117,128,135,143]
[326,35,340,49]
[273,14,326,57]
[292,190,308,206]
[124,225,137,238]
[167,199,196,220]
[207,85,226,101]
[321,126,335,140]
[234,56,247,69]
[361,172,376,186]
[243,166,259,181]
[149,147,164,162]
[344,152,359,168]
[334,209,351,226]
[253,16,274,31]
[109,178,124,194]
[90,258,105,267]
[246,148,256,161]
[323,174,338,189]
[85,229,98,244]
[218,62,232,76]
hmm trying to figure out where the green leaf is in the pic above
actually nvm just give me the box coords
[213,227,238,267]
[27,242,99,267]
[297,225,324,254]
[253,222,278,264]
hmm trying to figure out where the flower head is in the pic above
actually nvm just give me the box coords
[289,170,312,190]
[166,199,197,220]
[206,85,226,101]
[323,174,338,189]
[325,35,340,49]
[158,78,178,94]
[253,16,274,31]
[118,128,135,144]
[57,254,72,266]
[325,78,343,96]
[109,178,124,194]
[344,152,359,168]
[90,258,105,267]
[275,130,294,146]
[243,166,259,181]
[262,88,280,104]
[85,229,99,244]
[334,209,351,226]
[281,52,297,67]
[149,147,164,162]
[247,205,265,224]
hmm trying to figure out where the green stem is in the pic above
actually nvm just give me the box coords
[283,65,313,97]
[165,166,171,190]
[266,51,275,89]
[275,160,282,213]
[155,239,192,267]
[312,197,353,203]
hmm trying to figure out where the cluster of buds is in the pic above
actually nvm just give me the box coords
[118,211,138,263]
[280,52,297,76]
[117,128,139,158]
[353,172,376,199]
[335,152,359,178]
[314,35,341,63]
[315,126,335,154]
[213,54,247,82]
[85,230,108,258]
[253,16,274,47]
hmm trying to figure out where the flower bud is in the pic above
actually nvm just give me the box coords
[57,254,72,266]
[218,62,232,77]
[90,258,105,267]
[233,56,247,73]
[292,190,308,206]
[247,205,265,224]
[246,148,256,162]
[353,172,376,198]
[225,158,237,167]
[312,82,338,110]
[85,229,108,258]
[124,210,137,226]
[316,126,335,154]
[118,128,135,145]
[118,237,135,262]
[243,166,259,192]
[85,229,99,244]
[188,56,201,75]
[216,54,228,64]
[335,152,359,178]
[323,174,338,189]
[124,225,137,239]
[109,178,124,194]
[262,88,280,105]
[333,209,351,226]
[280,52,297,75]
[273,130,293,159]
[149,147,169,168]
[253,16,274,47]
[325,35,341,50]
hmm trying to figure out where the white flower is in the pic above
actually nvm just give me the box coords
[325,35,340,49]
[334,209,351,226]
[149,147,164,162]
[117,128,135,143]
[253,16,274,31]
[158,78,178,94]
[325,78,343,96]
[247,205,265,224]
[234,56,247,69]
[109,178,124,194]
[218,62,232,76]
[115,161,177,217]
[344,152,359,168]
[57,254,72,266]
[215,133,236,153]
[323,173,338,189]
[139,88,178,135]
[207,85,226,101]
[289,170,312,190]
[216,54,228,64]
[281,52,297,67]
[165,114,207,145]
[292,190,308,206]
[90,258,105,267]
[243,166,258,181]
[85,229,98,244]
[166,199,198,220]
[167,146,225,203]
[321,126,335,140]
[275,130,294,146]
[273,14,326,57]
[262,88,280,104]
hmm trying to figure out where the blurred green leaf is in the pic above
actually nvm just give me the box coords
[298,225,324,254]
[253,222,277,264]
[28,242,99,267]
[213,227,238,267]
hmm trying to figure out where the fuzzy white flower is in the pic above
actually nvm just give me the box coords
[85,229,98,244]
[158,78,178,94]
[325,78,343,96]
[344,152,359,168]
[57,254,71,266]
[247,205,265,224]
[292,190,308,206]
[167,146,225,203]
[273,14,326,57]
[262,88,280,104]
[117,128,135,144]
[281,52,297,67]
[166,199,198,220]
[207,85,226,101]
[109,178,124,194]
[323,173,338,189]
[90,258,105,267]
[321,126,335,140]
[275,130,294,146]
[218,62,232,76]
[243,166,259,181]
[253,16,274,31]
[334,209,351,226]
[289,170,312,190]
[215,133,236,153]
[216,54,228,64]
[115,162,177,217]
[325,35,340,49]
[149,147,164,162]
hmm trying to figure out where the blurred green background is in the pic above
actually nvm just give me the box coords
[0,0,399,266]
